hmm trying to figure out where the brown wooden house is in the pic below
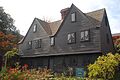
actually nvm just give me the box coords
[18,4,114,73]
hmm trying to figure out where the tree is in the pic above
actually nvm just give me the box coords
[0,7,16,34]
[88,53,120,80]
[0,7,22,55]
[0,31,16,55]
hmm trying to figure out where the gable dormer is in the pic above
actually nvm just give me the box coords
[56,4,92,37]
[18,18,51,55]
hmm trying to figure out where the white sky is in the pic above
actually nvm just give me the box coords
[0,0,120,35]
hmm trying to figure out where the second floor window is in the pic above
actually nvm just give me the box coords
[68,32,76,44]
[35,39,42,48]
[27,41,32,49]
[50,37,55,46]
[80,30,89,41]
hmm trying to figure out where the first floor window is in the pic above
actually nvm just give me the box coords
[50,37,55,46]
[80,30,89,41]
[68,32,76,44]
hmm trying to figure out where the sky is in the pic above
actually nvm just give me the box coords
[0,0,120,35]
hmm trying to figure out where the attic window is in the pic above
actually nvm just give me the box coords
[33,24,37,32]
[80,30,89,41]
[71,12,76,22]
[50,37,55,46]
[68,32,76,44]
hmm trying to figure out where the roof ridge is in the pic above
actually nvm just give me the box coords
[49,20,62,23]
[36,18,49,23]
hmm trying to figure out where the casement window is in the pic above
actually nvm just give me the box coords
[80,30,89,41]
[33,24,37,32]
[68,32,76,44]
[50,37,55,46]
[71,12,76,22]
[35,39,42,48]
[27,41,32,49]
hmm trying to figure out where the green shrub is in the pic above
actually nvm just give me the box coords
[88,53,120,80]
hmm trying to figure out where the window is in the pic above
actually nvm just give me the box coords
[85,30,89,40]
[80,30,89,41]
[33,24,37,32]
[50,37,55,46]
[71,12,76,22]
[27,41,32,49]
[35,39,41,48]
[68,32,76,44]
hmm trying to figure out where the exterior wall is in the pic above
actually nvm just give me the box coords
[100,12,115,54]
[20,53,101,73]
[53,5,101,54]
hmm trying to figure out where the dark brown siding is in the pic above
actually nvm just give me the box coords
[100,12,115,54]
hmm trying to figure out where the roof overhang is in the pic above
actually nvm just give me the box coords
[19,50,101,58]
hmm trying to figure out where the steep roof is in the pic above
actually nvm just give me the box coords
[19,4,105,44]
[37,7,105,36]
[86,8,105,22]
[37,18,63,36]
[49,20,63,36]
[36,18,52,35]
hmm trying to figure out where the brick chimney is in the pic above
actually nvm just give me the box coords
[60,8,69,20]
